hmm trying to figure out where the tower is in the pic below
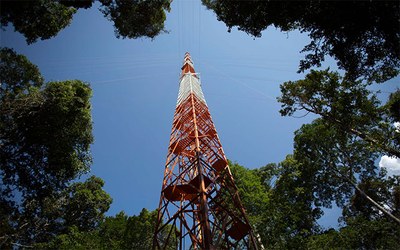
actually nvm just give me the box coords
[153,53,258,249]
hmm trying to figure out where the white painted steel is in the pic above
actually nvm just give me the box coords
[177,73,206,106]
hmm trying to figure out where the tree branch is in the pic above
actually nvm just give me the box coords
[301,105,400,158]
[330,166,400,225]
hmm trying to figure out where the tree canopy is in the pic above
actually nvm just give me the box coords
[228,156,400,249]
[278,68,400,220]
[202,0,400,83]
[39,208,178,249]
[307,174,400,249]
[100,0,171,39]
[0,0,171,44]
[228,161,269,228]
[0,47,112,247]
[227,159,320,249]
[0,47,44,97]
[217,69,400,248]
[3,1,398,84]
[278,69,400,158]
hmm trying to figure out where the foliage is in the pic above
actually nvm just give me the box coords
[292,119,377,208]
[229,69,400,247]
[278,69,400,158]
[32,177,112,249]
[202,0,400,83]
[307,177,400,249]
[230,156,399,249]
[228,161,269,226]
[278,69,400,222]
[343,175,399,220]
[100,0,171,39]
[99,211,129,249]
[42,208,177,249]
[0,0,171,44]
[123,208,158,249]
[386,89,400,122]
[0,47,44,97]
[228,158,321,249]
[260,156,321,249]
[63,176,113,232]
[59,0,95,9]
[1,48,94,203]
[36,225,101,250]
[0,48,112,247]
[1,79,93,200]
[307,217,400,250]
[274,67,400,242]
[0,0,76,44]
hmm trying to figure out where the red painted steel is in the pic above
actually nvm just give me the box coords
[153,53,258,250]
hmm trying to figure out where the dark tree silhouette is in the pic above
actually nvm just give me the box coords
[0,0,171,43]
[203,0,400,83]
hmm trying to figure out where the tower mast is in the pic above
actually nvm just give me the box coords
[153,53,258,249]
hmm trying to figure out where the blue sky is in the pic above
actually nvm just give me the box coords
[1,1,398,229]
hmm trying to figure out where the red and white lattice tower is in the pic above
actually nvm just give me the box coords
[153,53,258,249]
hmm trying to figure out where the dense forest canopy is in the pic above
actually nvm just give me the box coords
[0,48,112,247]
[0,0,171,43]
[202,0,400,83]
[2,0,398,81]
[229,160,400,249]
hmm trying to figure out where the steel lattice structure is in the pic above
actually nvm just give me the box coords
[153,53,258,250]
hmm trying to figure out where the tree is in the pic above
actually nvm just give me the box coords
[31,177,112,248]
[229,148,399,248]
[0,47,44,97]
[307,176,400,249]
[293,119,373,207]
[99,211,129,249]
[228,161,269,227]
[295,118,400,221]
[43,211,129,249]
[260,156,321,249]
[0,0,77,44]
[1,79,93,202]
[42,208,177,249]
[123,208,158,249]
[202,0,400,83]
[0,48,112,247]
[344,176,394,219]
[0,0,171,44]
[307,218,400,250]
[63,176,113,232]
[277,69,400,224]
[228,159,321,249]
[100,0,171,39]
[386,89,400,123]
[278,69,400,159]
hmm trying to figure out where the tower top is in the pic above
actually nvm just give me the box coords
[177,53,205,106]
[181,52,196,77]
